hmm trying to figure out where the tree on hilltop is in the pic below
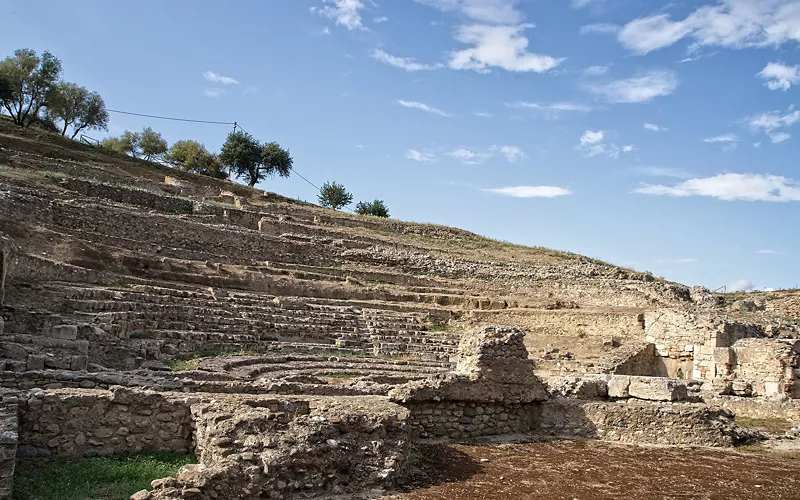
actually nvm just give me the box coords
[100,127,167,161]
[0,75,11,103]
[219,131,293,187]
[318,181,353,210]
[0,49,62,127]
[46,82,109,138]
[355,199,390,218]
[166,139,227,179]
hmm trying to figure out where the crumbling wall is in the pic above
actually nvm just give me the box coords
[537,399,737,447]
[390,326,548,438]
[17,387,192,457]
[730,338,800,397]
[0,402,17,500]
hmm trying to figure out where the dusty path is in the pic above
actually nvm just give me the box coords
[387,440,800,500]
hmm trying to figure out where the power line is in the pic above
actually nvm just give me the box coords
[107,109,235,125]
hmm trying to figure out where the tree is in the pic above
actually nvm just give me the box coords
[101,130,141,157]
[0,75,11,103]
[166,139,227,179]
[219,131,293,187]
[317,181,353,210]
[46,82,109,138]
[0,49,62,127]
[139,127,168,161]
[355,199,390,218]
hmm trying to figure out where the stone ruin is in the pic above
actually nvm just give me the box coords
[1,127,800,498]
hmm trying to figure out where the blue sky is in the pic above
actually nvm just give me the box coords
[4,0,800,291]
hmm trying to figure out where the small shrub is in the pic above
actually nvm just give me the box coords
[317,181,353,210]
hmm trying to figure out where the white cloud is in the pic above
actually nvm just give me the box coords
[495,145,526,162]
[449,24,564,73]
[770,132,792,143]
[634,173,800,202]
[571,0,599,9]
[757,249,782,255]
[314,0,370,30]
[589,70,677,103]
[397,100,453,117]
[577,130,632,159]
[758,62,800,91]
[729,279,755,292]
[203,71,239,85]
[634,166,693,178]
[374,16,388,23]
[484,185,572,198]
[474,111,493,117]
[618,1,800,55]
[754,142,762,148]
[584,64,611,76]
[407,149,437,162]
[703,133,739,144]
[644,123,668,132]
[580,23,620,35]
[448,148,492,164]
[203,88,227,98]
[507,101,591,118]
[414,0,523,24]
[371,49,443,71]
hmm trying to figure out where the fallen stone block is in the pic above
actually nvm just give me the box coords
[608,375,631,398]
[628,377,688,402]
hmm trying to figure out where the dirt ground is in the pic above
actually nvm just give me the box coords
[387,440,800,500]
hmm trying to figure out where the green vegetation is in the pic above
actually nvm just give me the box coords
[165,139,227,179]
[735,416,792,434]
[165,348,261,371]
[13,451,195,500]
[318,181,353,210]
[355,199,390,218]
[219,130,293,187]
[0,48,62,127]
[426,323,451,332]
[45,81,109,138]
[102,127,168,161]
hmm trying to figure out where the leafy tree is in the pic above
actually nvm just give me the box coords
[101,130,141,157]
[219,131,293,187]
[355,199,390,218]
[139,127,168,161]
[318,181,353,210]
[0,49,62,127]
[46,82,109,138]
[166,140,227,179]
[0,75,11,103]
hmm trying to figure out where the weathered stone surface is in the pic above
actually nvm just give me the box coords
[607,375,631,398]
[628,376,688,402]
[50,325,78,341]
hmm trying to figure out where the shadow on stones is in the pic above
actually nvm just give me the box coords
[395,442,483,491]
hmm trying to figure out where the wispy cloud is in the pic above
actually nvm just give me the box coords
[204,88,227,98]
[397,100,452,117]
[633,166,693,179]
[371,49,443,71]
[577,130,633,159]
[484,185,572,198]
[583,64,611,76]
[413,0,523,24]
[588,70,677,103]
[634,173,800,202]
[617,2,800,55]
[203,71,239,85]
[748,106,800,144]
[508,101,591,112]
[448,24,564,74]
[644,122,668,132]
[758,62,800,91]
[474,111,493,118]
[495,145,526,162]
[703,133,739,144]
[446,145,526,164]
[373,16,388,23]
[580,23,619,35]
[448,148,492,164]
[757,249,782,255]
[571,0,600,9]
[407,149,437,162]
[313,0,371,30]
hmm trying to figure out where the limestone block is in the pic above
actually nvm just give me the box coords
[713,348,732,364]
[70,355,88,371]
[628,377,688,402]
[608,375,631,398]
[26,355,46,371]
[0,343,28,361]
[50,325,78,341]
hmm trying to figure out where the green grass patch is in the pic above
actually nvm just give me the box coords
[13,451,195,500]
[735,416,792,434]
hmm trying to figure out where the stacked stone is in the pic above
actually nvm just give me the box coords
[0,402,17,500]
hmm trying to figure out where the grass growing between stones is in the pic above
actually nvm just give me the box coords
[735,416,792,434]
[13,451,196,500]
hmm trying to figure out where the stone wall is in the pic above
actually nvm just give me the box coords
[402,401,537,439]
[537,399,738,447]
[730,338,800,397]
[18,387,192,457]
[0,402,17,500]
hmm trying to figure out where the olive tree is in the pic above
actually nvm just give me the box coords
[0,49,62,127]
[46,82,109,138]
[355,199,390,218]
[318,181,353,210]
[166,139,226,179]
[219,131,293,187]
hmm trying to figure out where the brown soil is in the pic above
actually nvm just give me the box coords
[388,440,800,500]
